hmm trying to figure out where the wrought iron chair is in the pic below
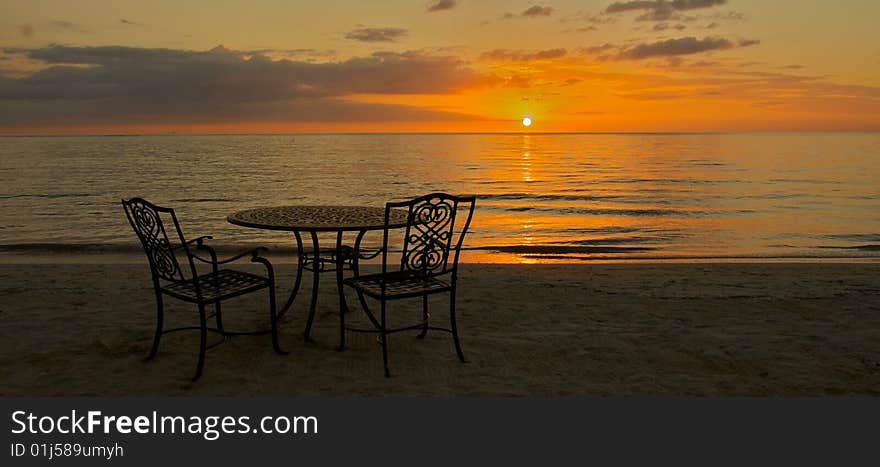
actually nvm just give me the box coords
[341,193,476,377]
[122,198,285,381]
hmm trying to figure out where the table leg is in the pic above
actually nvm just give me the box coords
[278,230,304,320]
[303,230,320,342]
[352,229,366,276]
[336,230,348,351]
[352,229,371,314]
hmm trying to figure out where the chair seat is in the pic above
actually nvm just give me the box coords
[344,271,452,299]
[162,269,269,302]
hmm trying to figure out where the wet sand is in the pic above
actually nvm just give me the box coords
[1,260,878,396]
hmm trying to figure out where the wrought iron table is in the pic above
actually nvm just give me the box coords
[227,205,409,344]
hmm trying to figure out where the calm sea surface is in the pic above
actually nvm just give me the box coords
[1,133,878,262]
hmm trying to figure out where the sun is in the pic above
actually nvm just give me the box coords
[522,116,532,127]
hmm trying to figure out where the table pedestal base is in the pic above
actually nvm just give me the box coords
[276,229,374,347]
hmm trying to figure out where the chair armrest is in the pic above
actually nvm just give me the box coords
[189,236,213,246]
[214,247,269,264]
[191,242,269,265]
[172,235,213,250]
[249,252,275,281]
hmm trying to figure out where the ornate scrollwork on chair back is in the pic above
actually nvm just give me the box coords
[122,199,184,282]
[400,195,458,276]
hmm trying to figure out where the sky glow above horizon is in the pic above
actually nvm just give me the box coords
[1,0,878,133]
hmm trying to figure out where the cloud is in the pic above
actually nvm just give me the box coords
[503,5,554,19]
[19,25,34,39]
[712,11,745,21]
[560,11,617,32]
[598,66,880,129]
[605,0,726,21]
[246,48,338,62]
[620,36,732,59]
[584,36,758,60]
[653,22,686,31]
[344,27,408,43]
[585,13,617,24]
[578,43,616,55]
[426,0,457,12]
[0,45,489,128]
[607,0,726,13]
[522,5,554,17]
[480,48,567,61]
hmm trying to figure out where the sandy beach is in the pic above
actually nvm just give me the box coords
[1,258,878,396]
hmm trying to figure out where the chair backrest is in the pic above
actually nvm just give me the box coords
[381,193,476,278]
[121,198,197,283]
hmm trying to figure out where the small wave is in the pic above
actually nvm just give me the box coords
[676,160,728,167]
[0,243,143,254]
[817,245,880,251]
[170,198,236,203]
[475,245,657,254]
[0,242,295,255]
[564,235,684,245]
[567,226,641,235]
[476,192,624,202]
[488,205,756,217]
[519,254,879,262]
[602,177,742,185]
[823,233,880,242]
[768,179,844,185]
[559,206,756,217]
[0,193,93,200]
[734,193,806,200]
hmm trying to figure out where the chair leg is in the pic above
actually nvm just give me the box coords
[417,294,429,339]
[278,231,305,319]
[214,302,224,334]
[146,289,164,361]
[303,232,320,342]
[193,303,208,381]
[269,282,287,355]
[336,230,347,352]
[352,229,371,316]
[381,299,390,378]
[449,289,466,363]
[338,288,348,352]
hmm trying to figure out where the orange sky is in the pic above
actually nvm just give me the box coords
[1,0,878,133]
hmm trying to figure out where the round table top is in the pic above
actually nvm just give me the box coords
[227,205,410,232]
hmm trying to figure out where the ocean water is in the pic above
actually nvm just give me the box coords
[1,133,878,262]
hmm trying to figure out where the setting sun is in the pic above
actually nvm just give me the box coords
[522,117,532,127]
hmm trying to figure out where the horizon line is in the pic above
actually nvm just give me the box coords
[2,130,879,137]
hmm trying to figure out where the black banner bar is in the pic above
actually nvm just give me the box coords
[2,398,876,465]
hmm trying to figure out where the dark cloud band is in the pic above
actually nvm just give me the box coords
[344,27,408,43]
[427,0,457,12]
[0,45,487,127]
[606,0,726,21]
